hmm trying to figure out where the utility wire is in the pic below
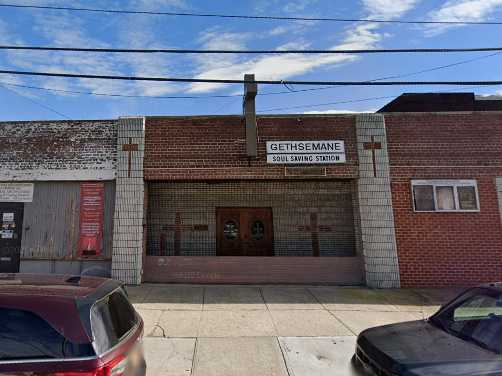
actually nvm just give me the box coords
[259,95,399,112]
[258,85,500,112]
[1,70,502,86]
[0,81,242,99]
[0,83,70,119]
[277,52,502,94]
[1,3,502,25]
[2,45,502,54]
[0,52,499,99]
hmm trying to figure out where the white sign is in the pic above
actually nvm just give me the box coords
[2,213,14,222]
[0,183,34,202]
[266,140,346,165]
[1,230,13,239]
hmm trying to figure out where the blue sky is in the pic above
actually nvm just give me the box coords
[1,0,502,120]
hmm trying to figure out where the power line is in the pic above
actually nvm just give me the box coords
[1,3,501,25]
[259,95,398,112]
[281,52,502,94]
[3,45,502,54]
[258,85,500,112]
[0,81,242,99]
[1,69,502,86]
[2,52,498,99]
[0,52,499,101]
[0,83,70,119]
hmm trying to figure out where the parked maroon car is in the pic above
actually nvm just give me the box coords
[0,273,145,376]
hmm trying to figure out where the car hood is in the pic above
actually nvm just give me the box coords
[358,320,502,376]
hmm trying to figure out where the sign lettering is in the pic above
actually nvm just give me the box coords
[0,183,34,202]
[78,182,105,257]
[266,140,346,165]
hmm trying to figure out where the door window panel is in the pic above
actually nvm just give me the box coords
[223,221,239,240]
[251,220,265,240]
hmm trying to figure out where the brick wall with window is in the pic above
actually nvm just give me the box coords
[386,112,502,287]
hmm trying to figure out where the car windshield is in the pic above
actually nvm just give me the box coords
[0,307,94,361]
[431,288,502,354]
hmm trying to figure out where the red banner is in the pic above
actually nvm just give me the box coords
[78,182,105,257]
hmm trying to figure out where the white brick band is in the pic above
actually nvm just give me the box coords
[111,117,145,285]
[356,114,400,288]
[497,177,502,229]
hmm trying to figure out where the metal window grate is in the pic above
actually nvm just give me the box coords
[146,180,357,257]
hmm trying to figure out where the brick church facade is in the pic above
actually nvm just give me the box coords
[1,93,501,287]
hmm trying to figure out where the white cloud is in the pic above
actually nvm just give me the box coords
[198,29,250,50]
[1,11,133,96]
[283,0,319,13]
[0,0,423,100]
[362,0,420,19]
[0,4,184,97]
[335,23,383,50]
[254,0,319,14]
[0,19,24,45]
[131,0,187,9]
[266,20,319,38]
[187,50,357,93]
[114,15,183,96]
[276,40,312,50]
[426,0,502,35]
[187,0,419,93]
[268,26,292,36]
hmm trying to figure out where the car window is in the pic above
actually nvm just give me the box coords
[91,288,139,355]
[436,290,502,354]
[0,307,94,361]
[454,295,502,321]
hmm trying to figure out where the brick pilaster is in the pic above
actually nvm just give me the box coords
[111,117,145,285]
[356,114,400,288]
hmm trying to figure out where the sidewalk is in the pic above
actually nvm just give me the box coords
[127,285,463,376]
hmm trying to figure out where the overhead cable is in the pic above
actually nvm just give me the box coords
[0,3,501,25]
[1,70,502,86]
[2,45,502,54]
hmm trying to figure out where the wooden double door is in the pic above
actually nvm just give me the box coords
[216,208,274,256]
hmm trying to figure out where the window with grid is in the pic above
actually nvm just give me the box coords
[412,180,479,212]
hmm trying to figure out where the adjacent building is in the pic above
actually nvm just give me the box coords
[0,120,117,275]
[1,92,501,287]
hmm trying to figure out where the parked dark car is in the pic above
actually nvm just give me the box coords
[354,283,502,376]
[0,273,145,376]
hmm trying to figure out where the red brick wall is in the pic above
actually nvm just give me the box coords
[144,116,358,180]
[387,112,502,287]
